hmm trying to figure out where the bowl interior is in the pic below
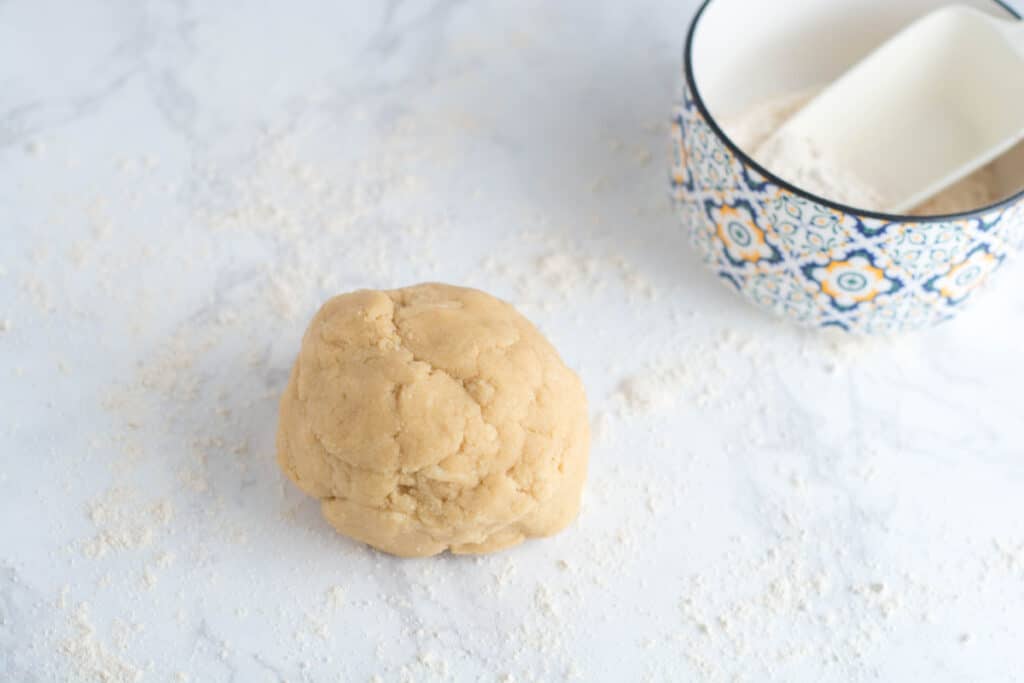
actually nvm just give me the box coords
[690,0,1019,122]
[689,0,1024,214]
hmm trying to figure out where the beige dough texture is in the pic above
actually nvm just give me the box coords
[276,283,590,557]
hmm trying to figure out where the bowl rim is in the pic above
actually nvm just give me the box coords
[683,0,1024,223]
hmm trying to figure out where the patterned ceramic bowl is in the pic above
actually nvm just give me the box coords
[671,0,1024,334]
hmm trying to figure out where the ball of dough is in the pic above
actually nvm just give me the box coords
[276,283,590,557]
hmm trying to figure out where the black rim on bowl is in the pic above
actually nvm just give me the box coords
[683,0,1024,223]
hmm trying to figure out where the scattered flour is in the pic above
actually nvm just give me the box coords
[81,488,173,559]
[614,365,691,415]
[608,329,763,420]
[60,602,143,683]
[480,231,657,316]
[326,585,346,610]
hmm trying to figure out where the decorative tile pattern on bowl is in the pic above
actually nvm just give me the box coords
[670,81,1023,334]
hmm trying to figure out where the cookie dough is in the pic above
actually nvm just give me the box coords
[276,283,590,557]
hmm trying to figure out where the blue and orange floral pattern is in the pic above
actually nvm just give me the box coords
[924,246,1002,304]
[670,80,1022,333]
[804,250,900,310]
[706,199,780,265]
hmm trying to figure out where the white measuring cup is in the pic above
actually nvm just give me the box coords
[760,5,1024,213]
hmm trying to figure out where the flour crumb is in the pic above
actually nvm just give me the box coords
[81,489,173,558]
[614,365,688,416]
[534,584,559,617]
[327,585,345,609]
[56,584,71,609]
[60,602,143,683]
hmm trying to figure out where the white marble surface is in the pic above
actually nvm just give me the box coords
[3,1,1024,681]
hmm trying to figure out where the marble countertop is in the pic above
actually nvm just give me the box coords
[3,0,1024,681]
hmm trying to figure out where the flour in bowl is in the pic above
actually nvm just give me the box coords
[722,92,1004,216]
